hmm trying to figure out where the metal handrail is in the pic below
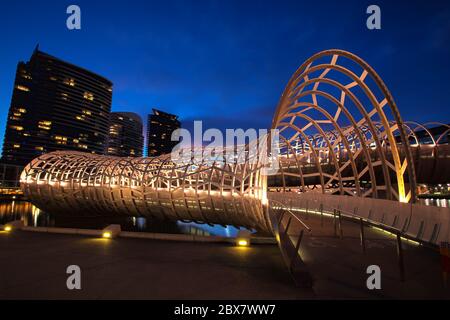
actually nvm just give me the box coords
[268,199,312,232]
[285,198,413,282]
[296,199,421,244]
[267,198,313,287]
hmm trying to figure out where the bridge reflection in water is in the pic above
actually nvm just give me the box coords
[0,201,242,237]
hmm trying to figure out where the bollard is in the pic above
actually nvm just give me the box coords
[338,210,343,239]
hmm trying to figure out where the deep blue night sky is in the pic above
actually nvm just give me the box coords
[1,0,449,151]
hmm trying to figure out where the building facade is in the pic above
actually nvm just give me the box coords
[1,47,113,165]
[146,109,180,157]
[107,112,144,157]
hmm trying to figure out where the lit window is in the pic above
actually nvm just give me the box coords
[16,85,30,92]
[82,109,92,115]
[35,146,44,151]
[64,78,75,86]
[83,92,94,101]
[13,144,20,148]
[73,139,79,143]
[38,120,52,130]
[10,125,23,131]
[18,108,27,113]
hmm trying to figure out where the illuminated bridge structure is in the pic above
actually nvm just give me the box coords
[20,50,450,245]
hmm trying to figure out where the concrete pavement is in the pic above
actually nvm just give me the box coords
[0,231,313,300]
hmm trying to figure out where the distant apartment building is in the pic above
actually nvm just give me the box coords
[107,112,144,157]
[1,46,113,166]
[146,109,180,157]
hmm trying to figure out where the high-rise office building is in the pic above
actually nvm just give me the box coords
[1,47,113,165]
[147,109,180,157]
[107,112,144,157]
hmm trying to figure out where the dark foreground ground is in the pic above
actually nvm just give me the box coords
[0,231,312,299]
[1,214,449,299]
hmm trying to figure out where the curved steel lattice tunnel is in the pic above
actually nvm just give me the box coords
[20,148,272,232]
[271,50,417,203]
[21,49,445,232]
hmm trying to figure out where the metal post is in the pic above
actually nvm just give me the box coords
[284,216,292,235]
[359,218,366,253]
[277,209,285,225]
[333,209,337,237]
[290,230,304,272]
[320,204,324,227]
[305,200,309,220]
[338,210,343,239]
[295,230,304,252]
[396,233,405,282]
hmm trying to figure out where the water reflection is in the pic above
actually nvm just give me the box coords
[0,201,242,237]
[419,198,450,208]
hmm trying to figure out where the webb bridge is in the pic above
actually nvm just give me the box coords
[19,50,450,287]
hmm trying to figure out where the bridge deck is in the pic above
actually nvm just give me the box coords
[281,211,450,299]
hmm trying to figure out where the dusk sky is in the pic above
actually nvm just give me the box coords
[1,0,450,149]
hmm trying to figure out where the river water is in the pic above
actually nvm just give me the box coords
[418,198,450,208]
[0,201,241,237]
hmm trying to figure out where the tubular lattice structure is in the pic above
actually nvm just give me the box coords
[21,49,447,232]
[20,147,272,232]
[271,49,417,202]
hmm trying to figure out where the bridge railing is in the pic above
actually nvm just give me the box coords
[269,192,450,247]
[267,199,313,287]
[268,193,442,282]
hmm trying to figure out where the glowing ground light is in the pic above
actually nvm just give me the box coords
[237,239,249,247]
[4,226,12,232]
[102,232,112,239]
